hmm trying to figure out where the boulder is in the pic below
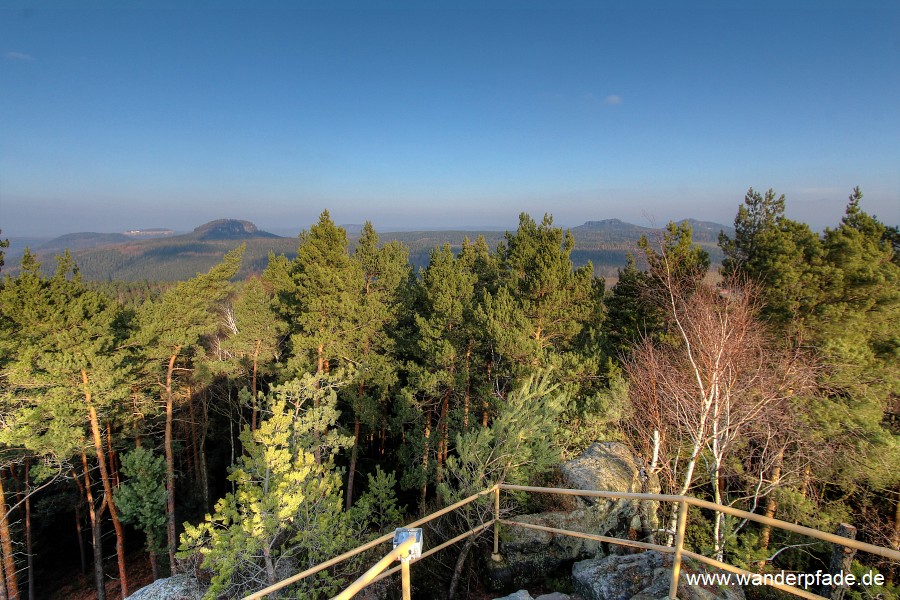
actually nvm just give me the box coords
[493,591,536,600]
[560,442,660,545]
[492,591,572,600]
[124,574,204,600]
[561,443,652,499]
[571,551,745,600]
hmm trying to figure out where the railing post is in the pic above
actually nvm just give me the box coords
[401,556,411,600]
[492,484,501,561]
[668,499,689,600]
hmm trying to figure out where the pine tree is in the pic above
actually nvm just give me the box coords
[345,223,409,508]
[221,276,287,430]
[497,213,594,354]
[114,447,167,580]
[178,373,356,599]
[486,213,603,445]
[814,188,900,487]
[719,188,825,330]
[137,245,244,570]
[441,372,566,598]
[602,254,661,361]
[285,211,361,376]
[717,187,900,561]
[408,244,476,504]
[0,251,136,598]
[0,232,8,274]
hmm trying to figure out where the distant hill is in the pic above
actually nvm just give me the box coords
[40,232,131,253]
[16,220,292,281]
[9,217,733,281]
[190,219,279,240]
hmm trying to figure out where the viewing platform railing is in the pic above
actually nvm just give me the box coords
[244,483,900,600]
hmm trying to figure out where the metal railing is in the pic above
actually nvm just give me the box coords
[245,483,900,600]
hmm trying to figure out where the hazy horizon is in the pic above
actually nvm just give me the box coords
[4,213,733,243]
[3,2,899,239]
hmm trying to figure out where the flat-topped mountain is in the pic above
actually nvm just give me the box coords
[578,218,648,231]
[191,219,279,240]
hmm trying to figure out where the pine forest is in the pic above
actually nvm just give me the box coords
[0,187,897,600]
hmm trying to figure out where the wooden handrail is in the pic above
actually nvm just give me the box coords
[498,484,900,561]
[367,520,496,587]
[499,518,674,554]
[246,482,899,600]
[331,537,415,600]
[243,485,496,599]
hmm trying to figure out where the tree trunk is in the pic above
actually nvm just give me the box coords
[314,344,324,465]
[638,430,660,544]
[482,359,492,427]
[437,390,449,488]
[83,370,129,598]
[74,507,87,575]
[81,453,106,600]
[106,423,119,488]
[199,392,210,512]
[817,524,857,600]
[164,350,179,572]
[666,441,701,546]
[757,451,784,570]
[712,460,725,562]
[447,535,476,600]
[420,411,431,514]
[147,532,159,581]
[0,474,19,600]
[24,462,33,600]
[346,412,361,510]
[251,339,261,431]
[890,487,900,550]
[262,544,276,586]
[187,388,202,491]
[463,342,472,428]
[0,559,7,600]
[711,427,725,562]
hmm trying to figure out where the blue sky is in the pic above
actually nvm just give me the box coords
[2,1,898,237]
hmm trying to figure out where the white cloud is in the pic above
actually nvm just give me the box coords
[605,94,622,105]
[4,51,34,61]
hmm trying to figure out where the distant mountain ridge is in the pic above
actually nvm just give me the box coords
[15,217,733,281]
[39,232,131,253]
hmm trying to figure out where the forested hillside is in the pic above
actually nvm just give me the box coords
[0,189,897,599]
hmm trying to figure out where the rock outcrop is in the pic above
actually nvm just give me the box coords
[492,592,572,600]
[560,442,659,504]
[561,442,660,549]
[572,551,745,600]
[124,574,204,600]
[486,442,659,590]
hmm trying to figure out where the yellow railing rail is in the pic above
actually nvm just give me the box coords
[497,484,900,561]
[246,482,900,600]
[332,536,416,600]
[498,484,900,600]
[243,485,496,599]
